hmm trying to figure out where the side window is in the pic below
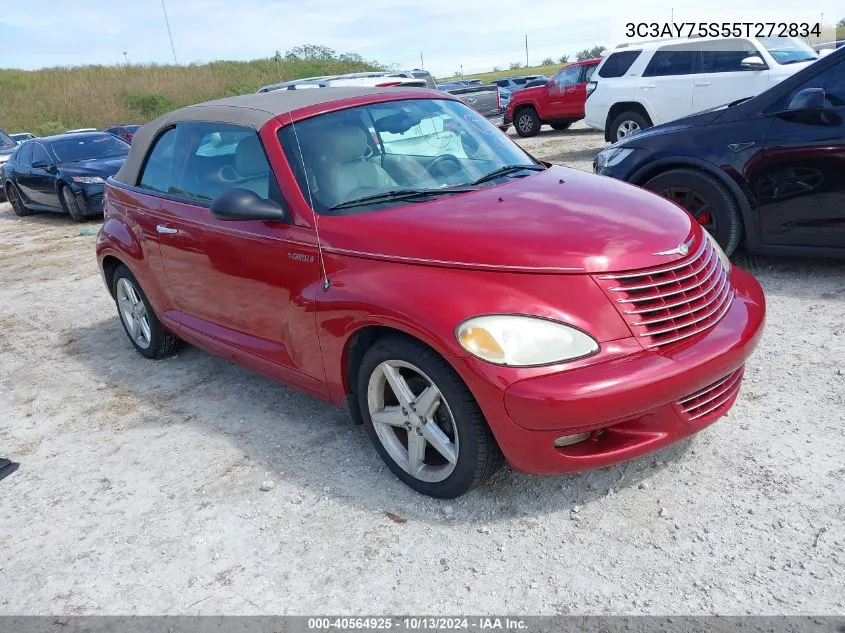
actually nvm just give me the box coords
[699,39,759,73]
[170,122,275,203]
[642,46,695,77]
[598,51,641,78]
[138,127,176,193]
[775,63,840,111]
[823,61,845,107]
[31,144,51,165]
[583,64,597,83]
[16,143,33,165]
[555,66,581,87]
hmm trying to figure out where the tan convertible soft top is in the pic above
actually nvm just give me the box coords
[114,87,423,186]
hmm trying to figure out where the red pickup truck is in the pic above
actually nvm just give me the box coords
[506,58,601,137]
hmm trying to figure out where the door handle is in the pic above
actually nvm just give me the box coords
[156,225,178,234]
[640,84,656,90]
[695,81,712,86]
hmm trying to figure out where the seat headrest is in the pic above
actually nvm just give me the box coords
[319,124,368,163]
[234,135,268,177]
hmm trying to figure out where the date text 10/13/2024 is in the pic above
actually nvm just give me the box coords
[307,617,528,630]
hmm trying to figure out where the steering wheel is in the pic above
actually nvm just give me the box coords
[426,154,463,179]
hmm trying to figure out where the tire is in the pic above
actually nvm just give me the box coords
[112,264,179,359]
[6,183,35,217]
[498,124,510,133]
[643,168,743,255]
[514,107,541,137]
[609,110,650,142]
[550,121,572,131]
[59,185,85,223]
[357,335,503,498]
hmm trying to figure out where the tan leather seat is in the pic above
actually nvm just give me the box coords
[233,135,270,198]
[310,124,396,207]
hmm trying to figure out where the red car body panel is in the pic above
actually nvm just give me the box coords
[97,89,766,475]
[507,58,601,123]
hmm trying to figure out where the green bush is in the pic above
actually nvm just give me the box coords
[121,92,174,118]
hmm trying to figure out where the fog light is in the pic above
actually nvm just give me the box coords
[553,432,590,448]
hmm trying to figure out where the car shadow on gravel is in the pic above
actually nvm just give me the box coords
[63,317,694,523]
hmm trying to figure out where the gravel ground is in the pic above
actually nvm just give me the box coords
[1,123,843,615]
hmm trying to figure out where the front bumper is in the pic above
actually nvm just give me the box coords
[73,184,105,215]
[455,266,765,474]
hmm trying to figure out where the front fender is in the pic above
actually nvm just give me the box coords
[315,255,631,404]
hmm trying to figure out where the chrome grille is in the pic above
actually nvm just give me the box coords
[593,236,734,349]
[677,367,744,421]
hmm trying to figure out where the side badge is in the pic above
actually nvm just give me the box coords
[728,142,756,153]
[288,252,315,264]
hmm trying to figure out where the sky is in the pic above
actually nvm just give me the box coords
[1,0,841,76]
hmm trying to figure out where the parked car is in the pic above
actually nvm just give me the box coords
[104,124,141,144]
[0,129,19,202]
[10,132,36,143]
[492,77,531,91]
[594,46,845,258]
[586,36,819,142]
[507,59,600,136]
[498,87,513,109]
[96,87,765,498]
[259,72,427,92]
[3,132,129,221]
[442,83,507,130]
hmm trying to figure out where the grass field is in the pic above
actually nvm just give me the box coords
[0,57,378,136]
[436,63,564,84]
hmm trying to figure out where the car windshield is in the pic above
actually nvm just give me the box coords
[0,130,16,149]
[759,37,818,64]
[51,134,130,162]
[278,98,539,214]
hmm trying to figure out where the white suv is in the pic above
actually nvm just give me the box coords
[585,36,818,142]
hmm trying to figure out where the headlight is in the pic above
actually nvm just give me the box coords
[702,229,731,272]
[594,147,633,171]
[72,176,105,184]
[456,315,599,366]
[0,155,9,164]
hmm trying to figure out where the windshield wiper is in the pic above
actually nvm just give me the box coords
[469,164,545,186]
[329,187,479,211]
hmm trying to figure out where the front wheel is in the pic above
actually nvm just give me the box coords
[643,169,743,255]
[112,264,180,359]
[60,185,85,223]
[357,336,503,498]
[514,107,541,137]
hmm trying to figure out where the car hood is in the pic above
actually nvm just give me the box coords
[60,156,127,179]
[320,166,695,274]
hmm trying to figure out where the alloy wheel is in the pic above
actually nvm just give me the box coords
[367,360,459,483]
[116,277,152,350]
[659,185,718,234]
[518,114,534,134]
[616,120,641,140]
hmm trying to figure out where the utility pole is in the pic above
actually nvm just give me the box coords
[161,0,178,64]
[123,51,129,65]
[420,51,424,69]
[525,34,528,67]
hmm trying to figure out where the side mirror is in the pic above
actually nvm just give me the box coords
[787,87,825,111]
[31,160,53,170]
[210,188,285,222]
[740,56,767,71]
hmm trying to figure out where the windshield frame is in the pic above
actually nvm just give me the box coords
[759,36,818,65]
[51,133,130,163]
[277,97,539,216]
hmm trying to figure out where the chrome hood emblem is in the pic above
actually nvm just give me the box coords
[654,237,694,257]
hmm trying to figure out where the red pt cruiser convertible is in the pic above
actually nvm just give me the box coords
[97,87,766,498]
